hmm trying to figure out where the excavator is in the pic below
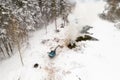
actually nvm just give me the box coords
[48,45,60,58]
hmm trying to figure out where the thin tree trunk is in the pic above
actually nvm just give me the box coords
[8,42,13,54]
[17,40,24,66]
[55,17,57,30]
[45,23,47,34]
[5,43,11,57]
[0,47,5,57]
[6,37,13,54]
[1,37,10,57]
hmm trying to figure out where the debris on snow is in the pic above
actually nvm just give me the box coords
[76,35,98,42]
[33,63,39,68]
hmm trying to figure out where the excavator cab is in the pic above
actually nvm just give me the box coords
[49,50,56,58]
[48,45,60,58]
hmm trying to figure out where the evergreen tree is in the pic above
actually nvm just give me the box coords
[100,0,120,22]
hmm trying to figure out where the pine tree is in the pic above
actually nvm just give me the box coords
[100,0,120,22]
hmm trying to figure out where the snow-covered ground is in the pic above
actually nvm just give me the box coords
[1,0,120,80]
